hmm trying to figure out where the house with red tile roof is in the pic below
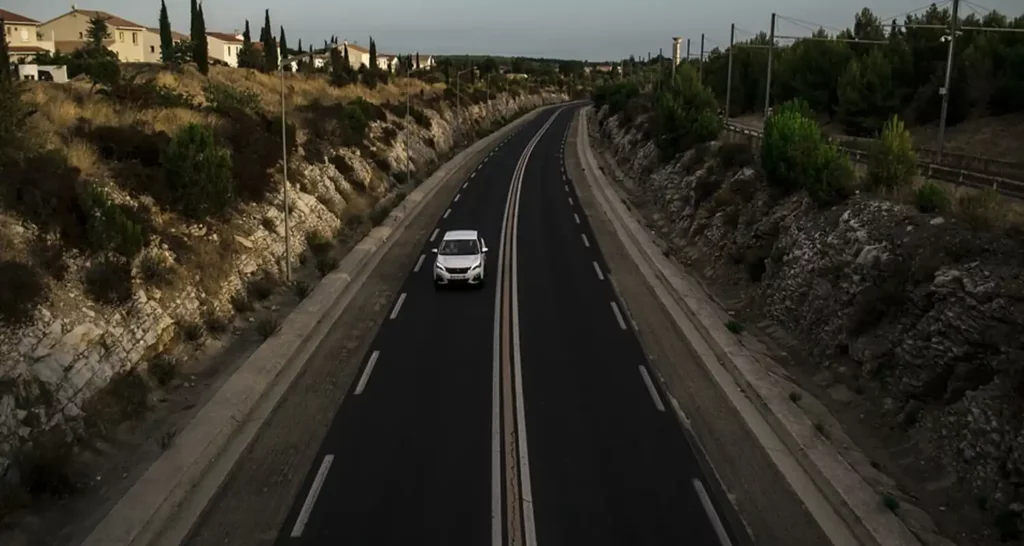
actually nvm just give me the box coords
[1,8,56,63]
[40,7,146,62]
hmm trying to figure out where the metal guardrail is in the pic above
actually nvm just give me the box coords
[723,122,1024,200]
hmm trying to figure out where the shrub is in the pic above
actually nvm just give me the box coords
[592,81,640,116]
[246,272,278,301]
[138,252,175,287]
[202,82,262,115]
[181,321,205,343]
[79,185,147,258]
[373,155,392,173]
[726,320,745,334]
[29,238,69,281]
[717,142,756,171]
[305,230,333,259]
[255,314,281,339]
[0,261,47,326]
[99,76,196,110]
[230,292,254,313]
[83,256,133,305]
[148,354,177,386]
[162,123,234,220]
[201,308,229,334]
[915,182,951,214]
[868,115,918,191]
[292,280,312,299]
[12,427,79,500]
[652,65,721,160]
[0,150,90,248]
[957,188,1004,230]
[762,100,853,206]
[315,254,340,277]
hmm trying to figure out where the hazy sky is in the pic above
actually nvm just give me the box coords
[6,0,1022,61]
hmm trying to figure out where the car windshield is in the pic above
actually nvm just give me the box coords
[438,239,479,256]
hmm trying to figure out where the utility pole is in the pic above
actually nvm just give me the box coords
[405,58,410,186]
[699,33,705,83]
[764,12,776,120]
[726,23,735,119]
[279,62,291,282]
[686,38,691,64]
[936,0,959,160]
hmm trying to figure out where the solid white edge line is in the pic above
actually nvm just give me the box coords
[638,365,666,412]
[574,213,580,224]
[353,350,380,395]
[443,208,451,219]
[389,292,407,320]
[694,478,735,546]
[413,254,425,272]
[610,301,627,330]
[455,193,461,202]
[581,234,590,247]
[289,454,335,537]
[592,261,604,281]
[430,228,439,242]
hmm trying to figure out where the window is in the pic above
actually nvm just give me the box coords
[79,31,83,39]
[119,31,124,41]
[132,32,137,45]
[150,45,155,53]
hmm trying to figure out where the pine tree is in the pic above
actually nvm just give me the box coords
[86,14,111,48]
[159,0,174,63]
[194,4,209,74]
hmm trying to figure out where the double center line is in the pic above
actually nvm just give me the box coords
[491,106,566,546]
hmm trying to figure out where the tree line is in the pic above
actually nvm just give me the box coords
[620,5,1024,139]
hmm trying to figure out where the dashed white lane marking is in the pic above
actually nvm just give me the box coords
[443,208,451,219]
[581,234,590,247]
[568,197,574,206]
[289,454,335,537]
[638,366,666,412]
[471,172,477,178]
[455,193,461,202]
[389,293,407,319]
[610,301,627,330]
[563,174,567,181]
[463,181,469,189]
[430,228,439,242]
[564,184,569,192]
[414,254,426,272]
[592,261,604,281]
[693,478,735,546]
[573,213,580,224]
[354,350,381,395]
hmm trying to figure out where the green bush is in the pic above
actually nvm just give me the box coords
[83,256,133,305]
[79,185,147,258]
[868,115,918,191]
[915,182,951,213]
[762,100,854,206]
[592,81,640,116]
[0,261,47,326]
[202,82,262,115]
[305,230,332,258]
[162,123,234,220]
[99,76,196,110]
[652,65,721,160]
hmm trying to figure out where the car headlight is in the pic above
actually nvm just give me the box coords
[434,262,446,271]
[470,261,482,270]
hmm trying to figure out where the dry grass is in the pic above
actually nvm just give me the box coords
[64,138,102,178]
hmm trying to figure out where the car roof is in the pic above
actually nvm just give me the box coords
[442,230,479,241]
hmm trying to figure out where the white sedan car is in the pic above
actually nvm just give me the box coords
[432,230,488,288]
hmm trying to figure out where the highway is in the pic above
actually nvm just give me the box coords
[273,104,741,546]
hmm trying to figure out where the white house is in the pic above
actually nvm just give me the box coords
[377,53,397,72]
[206,31,243,67]
[341,40,371,68]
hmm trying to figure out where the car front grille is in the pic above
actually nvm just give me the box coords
[447,267,470,274]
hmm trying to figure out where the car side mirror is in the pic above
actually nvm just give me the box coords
[481,246,489,253]
[431,248,438,254]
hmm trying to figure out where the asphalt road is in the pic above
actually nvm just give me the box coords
[274,105,741,546]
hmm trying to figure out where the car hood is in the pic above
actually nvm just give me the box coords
[436,255,481,268]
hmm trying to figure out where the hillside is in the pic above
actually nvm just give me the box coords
[0,63,565,524]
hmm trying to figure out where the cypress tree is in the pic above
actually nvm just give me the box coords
[279,26,288,63]
[262,10,278,71]
[369,36,377,69]
[194,4,208,74]
[0,18,10,81]
[159,0,173,63]
[189,0,199,43]
[296,38,302,56]
[415,51,420,70]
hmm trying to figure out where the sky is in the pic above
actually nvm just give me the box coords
[6,0,1023,61]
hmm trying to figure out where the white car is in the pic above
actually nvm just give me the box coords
[432,230,488,288]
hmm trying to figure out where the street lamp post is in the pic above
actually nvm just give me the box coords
[278,53,307,283]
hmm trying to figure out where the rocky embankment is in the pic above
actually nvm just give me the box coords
[0,83,565,502]
[594,106,1024,544]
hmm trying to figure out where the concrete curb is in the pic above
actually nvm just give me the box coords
[574,107,922,546]
[79,99,564,546]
